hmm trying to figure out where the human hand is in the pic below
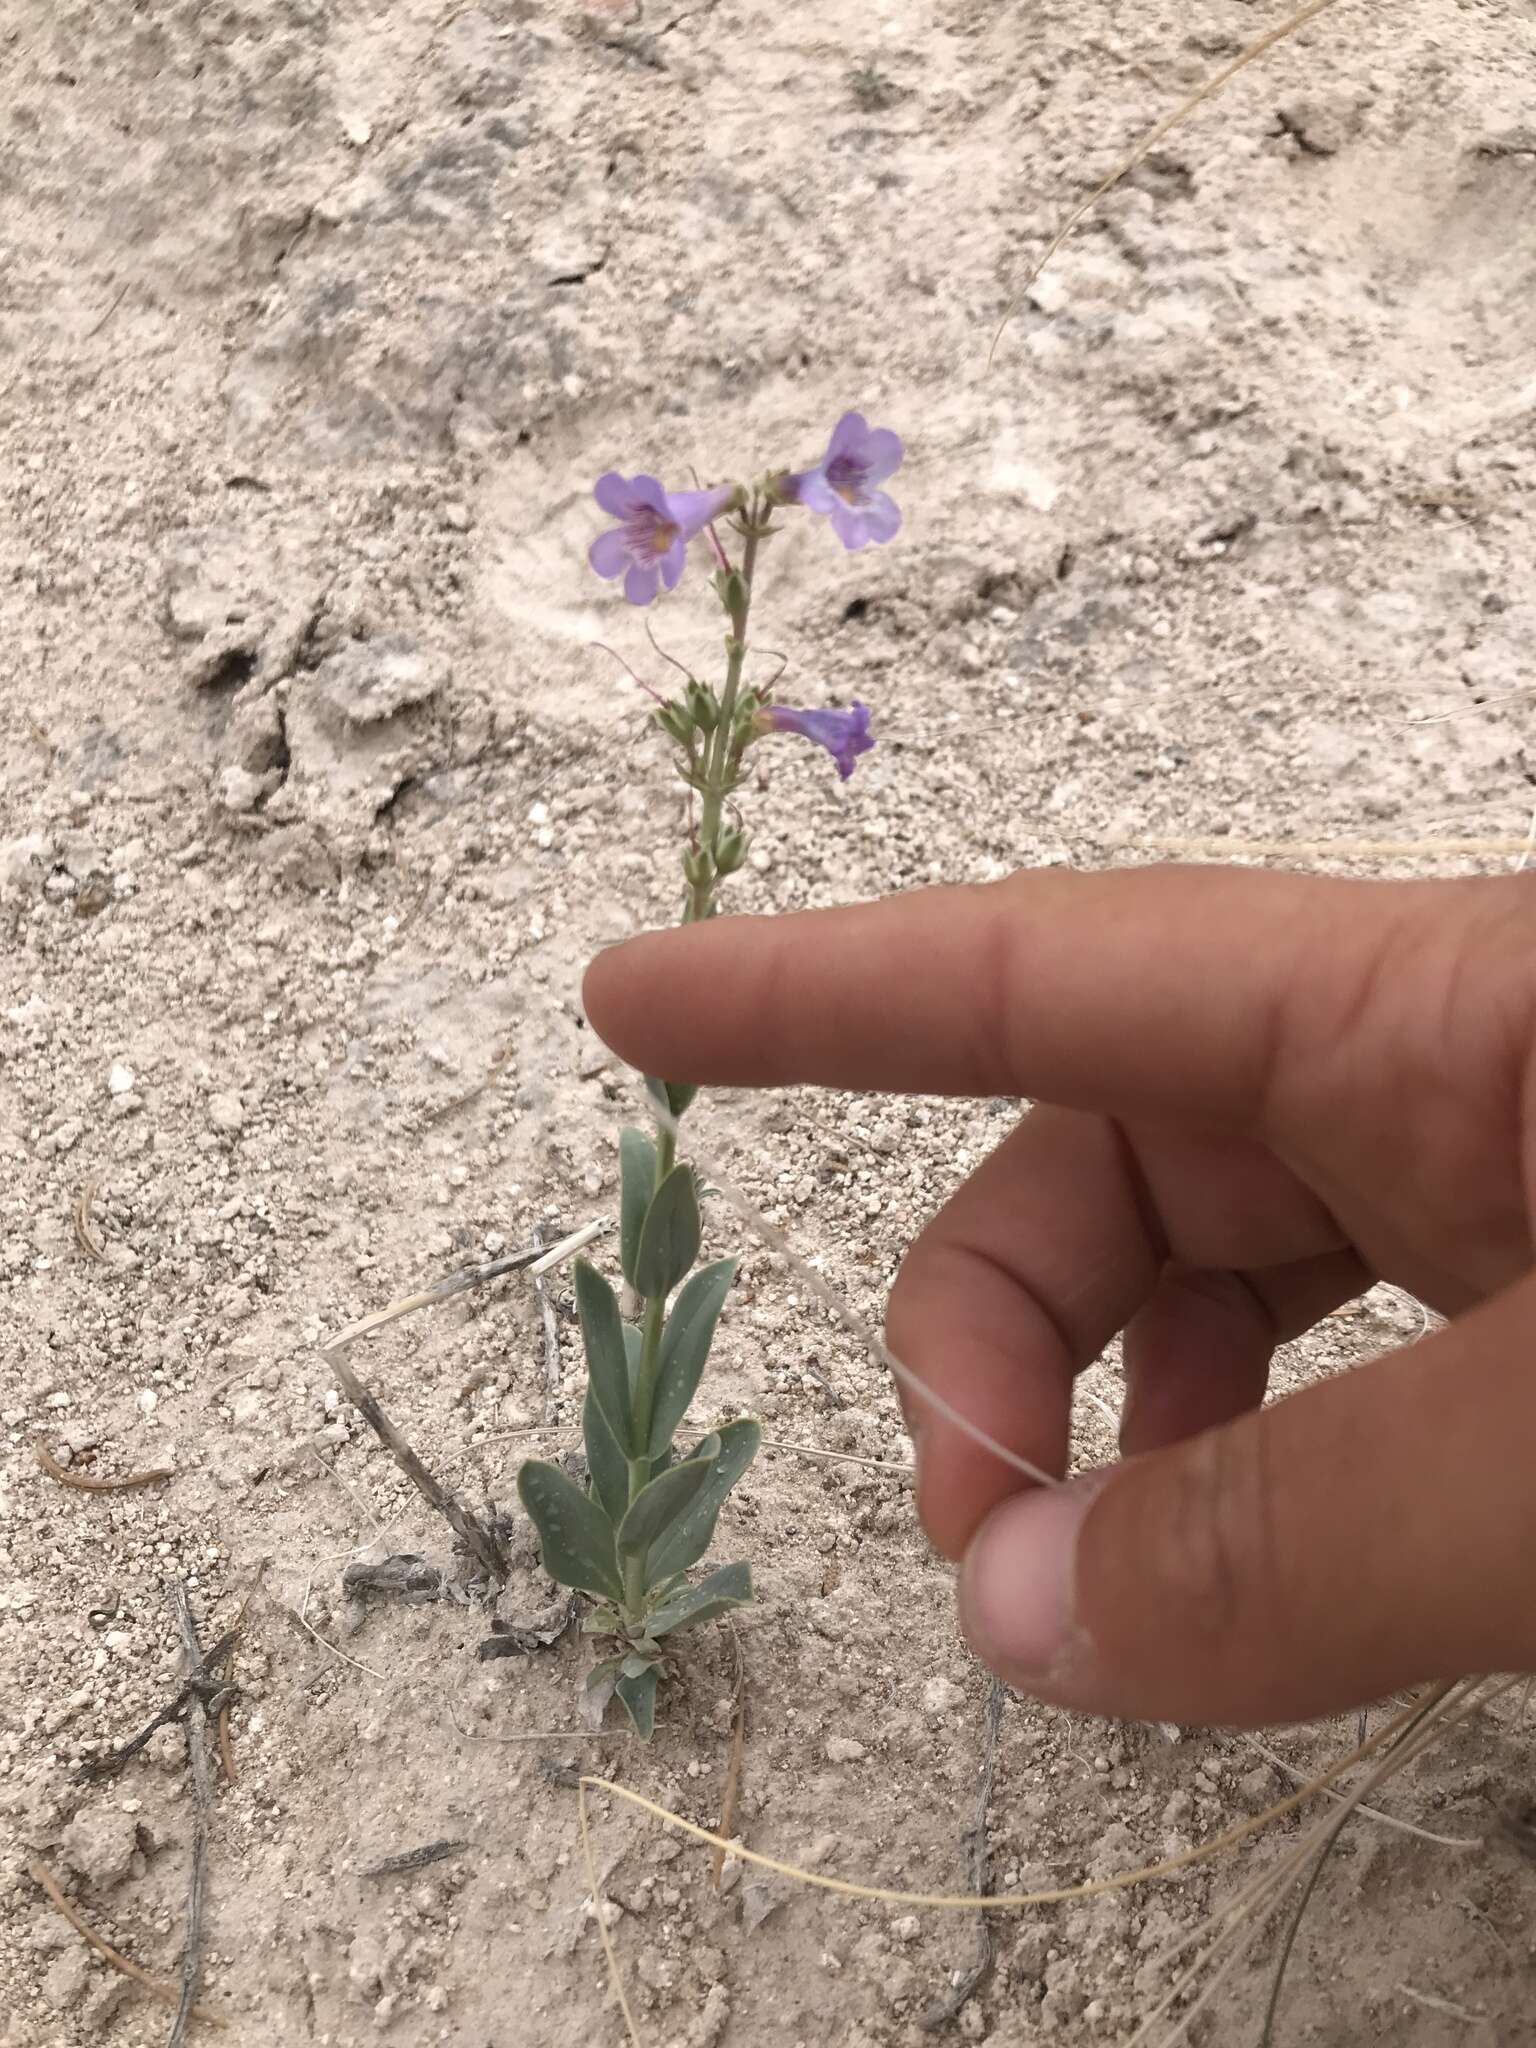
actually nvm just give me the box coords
[583,867,1536,1726]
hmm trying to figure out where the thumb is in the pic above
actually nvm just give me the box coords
[957,1275,1536,1725]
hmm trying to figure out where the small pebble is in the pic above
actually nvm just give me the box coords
[208,1091,245,1133]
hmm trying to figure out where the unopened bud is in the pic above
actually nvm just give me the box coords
[683,845,715,890]
[714,829,749,876]
[686,679,719,733]
[654,703,693,745]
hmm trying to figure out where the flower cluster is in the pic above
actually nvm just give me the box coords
[587,410,902,784]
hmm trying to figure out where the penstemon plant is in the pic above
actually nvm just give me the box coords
[516,411,904,1738]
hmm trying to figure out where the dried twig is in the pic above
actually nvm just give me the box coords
[535,1220,563,1424]
[169,1584,214,2048]
[360,1839,471,1878]
[77,1627,238,1782]
[1396,1985,1486,2023]
[84,282,130,339]
[711,1624,748,1892]
[35,1441,174,1493]
[330,1355,509,1583]
[322,1219,608,1353]
[477,1593,578,1659]
[73,1179,108,1261]
[922,1678,1006,2030]
[25,1857,225,2026]
[216,1705,237,1788]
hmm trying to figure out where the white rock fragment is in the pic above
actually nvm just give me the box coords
[208,1091,245,1132]
[922,1676,965,1716]
[108,1063,135,1096]
[825,1735,867,1764]
[59,1805,139,1889]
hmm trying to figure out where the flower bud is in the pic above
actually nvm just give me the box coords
[683,845,715,890]
[714,829,749,876]
[654,702,694,745]
[686,679,719,733]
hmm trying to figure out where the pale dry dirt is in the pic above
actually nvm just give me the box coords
[3,2,1535,2045]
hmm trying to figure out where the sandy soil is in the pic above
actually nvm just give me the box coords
[3,2,1535,2043]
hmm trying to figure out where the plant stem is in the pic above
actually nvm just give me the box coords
[689,519,761,921]
[623,511,766,1618]
[621,1125,677,1623]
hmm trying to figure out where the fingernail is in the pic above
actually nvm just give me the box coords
[960,1480,1098,1683]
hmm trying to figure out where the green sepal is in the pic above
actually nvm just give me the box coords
[574,1259,634,1454]
[616,1438,720,1573]
[583,1384,629,1528]
[645,1075,699,1122]
[633,1163,701,1300]
[614,1662,660,1739]
[645,1561,753,1638]
[516,1460,623,1602]
[646,1419,760,1583]
[714,829,748,876]
[648,1258,736,1457]
[618,1128,657,1291]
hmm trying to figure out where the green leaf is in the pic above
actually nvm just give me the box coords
[615,1662,659,1740]
[618,1129,657,1290]
[622,1322,642,1389]
[574,1259,634,1454]
[633,1163,701,1301]
[581,1606,623,1635]
[645,1561,753,1638]
[646,1419,760,1584]
[648,1258,736,1458]
[645,1075,699,1123]
[616,1441,719,1566]
[517,1461,623,1602]
[583,1386,629,1529]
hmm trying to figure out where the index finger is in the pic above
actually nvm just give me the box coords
[582,867,1395,1126]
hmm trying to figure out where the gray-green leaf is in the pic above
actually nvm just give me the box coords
[618,1128,657,1290]
[583,1385,629,1529]
[646,1419,760,1583]
[574,1259,634,1454]
[517,1460,623,1602]
[645,1561,753,1638]
[616,1441,719,1567]
[615,1661,659,1739]
[648,1258,736,1457]
[633,1163,701,1300]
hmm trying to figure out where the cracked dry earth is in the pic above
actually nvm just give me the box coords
[3,2,1536,2045]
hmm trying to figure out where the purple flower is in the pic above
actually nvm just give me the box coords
[588,474,734,605]
[759,701,875,780]
[780,411,903,550]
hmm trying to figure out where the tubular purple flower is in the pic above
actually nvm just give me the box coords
[779,411,903,550]
[588,474,736,605]
[758,700,875,780]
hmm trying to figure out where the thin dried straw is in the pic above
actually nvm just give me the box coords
[989,0,1344,366]
[645,1093,1062,1491]
[1237,1732,1480,1848]
[1131,1678,1513,2048]
[577,1687,1439,1915]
